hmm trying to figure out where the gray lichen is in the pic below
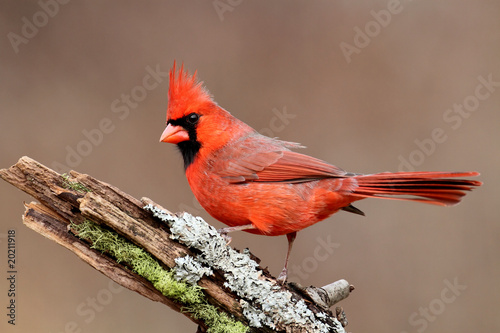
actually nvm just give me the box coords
[174,255,213,284]
[144,204,345,333]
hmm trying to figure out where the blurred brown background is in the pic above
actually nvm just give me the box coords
[1,1,499,332]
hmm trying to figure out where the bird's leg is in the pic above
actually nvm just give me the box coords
[217,224,255,244]
[277,231,297,284]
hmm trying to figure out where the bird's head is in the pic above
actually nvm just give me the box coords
[160,62,253,169]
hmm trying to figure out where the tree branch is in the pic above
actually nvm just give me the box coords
[0,156,353,333]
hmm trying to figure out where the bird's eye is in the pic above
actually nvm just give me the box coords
[187,113,200,125]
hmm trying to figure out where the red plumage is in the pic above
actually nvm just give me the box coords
[160,63,481,282]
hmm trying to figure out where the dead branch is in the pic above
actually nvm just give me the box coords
[0,156,353,333]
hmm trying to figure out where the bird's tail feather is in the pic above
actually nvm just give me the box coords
[352,171,482,206]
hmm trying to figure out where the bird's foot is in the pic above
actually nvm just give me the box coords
[217,228,233,245]
[276,268,288,285]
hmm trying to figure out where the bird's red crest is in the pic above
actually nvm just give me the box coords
[167,62,213,121]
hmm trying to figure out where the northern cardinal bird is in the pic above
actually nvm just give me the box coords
[160,63,481,283]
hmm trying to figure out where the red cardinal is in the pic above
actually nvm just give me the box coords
[160,63,481,283]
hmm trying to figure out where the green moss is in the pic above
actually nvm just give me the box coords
[61,173,91,193]
[71,220,248,333]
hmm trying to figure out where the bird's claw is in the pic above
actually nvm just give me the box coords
[276,268,288,285]
[217,229,233,245]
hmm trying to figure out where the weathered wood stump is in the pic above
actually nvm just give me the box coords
[0,156,353,332]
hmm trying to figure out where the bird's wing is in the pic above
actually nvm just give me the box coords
[216,147,348,184]
[254,150,348,182]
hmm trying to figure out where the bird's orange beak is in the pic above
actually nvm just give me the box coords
[159,124,189,144]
